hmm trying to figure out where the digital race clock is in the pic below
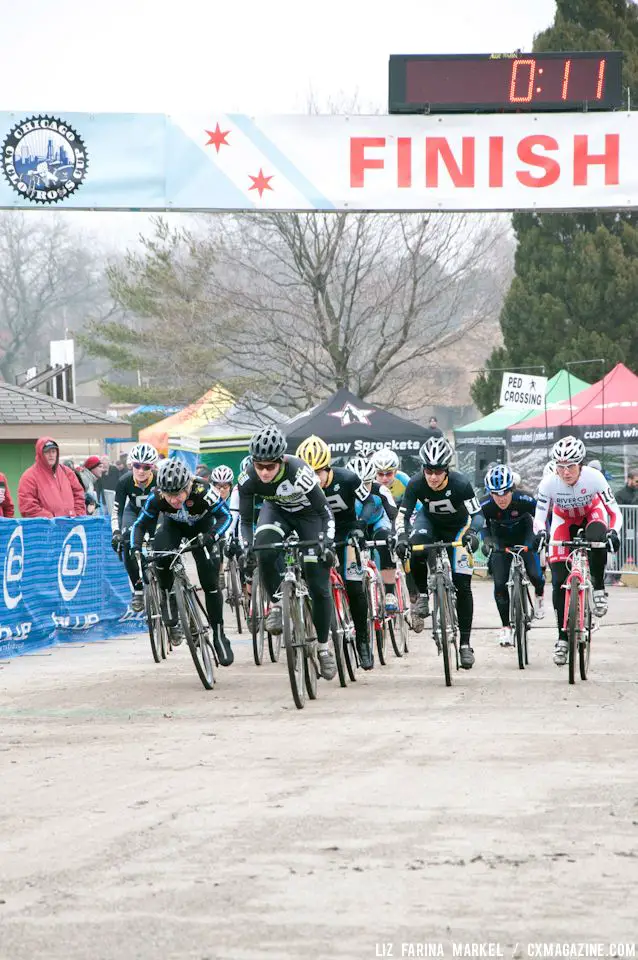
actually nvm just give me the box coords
[388,52,623,113]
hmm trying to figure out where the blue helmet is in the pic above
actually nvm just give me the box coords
[485,464,514,494]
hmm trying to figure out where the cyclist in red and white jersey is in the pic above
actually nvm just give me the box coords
[533,436,621,666]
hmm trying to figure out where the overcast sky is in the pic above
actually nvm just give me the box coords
[0,0,558,245]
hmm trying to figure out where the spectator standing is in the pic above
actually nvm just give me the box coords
[101,455,125,493]
[0,472,15,518]
[76,455,107,514]
[425,416,444,440]
[18,438,86,518]
[615,468,638,506]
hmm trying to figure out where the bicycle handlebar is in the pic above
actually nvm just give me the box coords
[251,538,325,552]
[550,540,607,549]
[505,545,529,555]
[411,540,462,552]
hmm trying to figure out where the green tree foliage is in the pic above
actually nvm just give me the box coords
[471,0,638,414]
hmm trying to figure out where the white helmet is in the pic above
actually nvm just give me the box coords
[512,471,521,487]
[543,460,557,477]
[371,447,399,472]
[346,456,376,482]
[419,436,453,469]
[552,435,586,465]
[127,442,159,467]
[211,464,234,485]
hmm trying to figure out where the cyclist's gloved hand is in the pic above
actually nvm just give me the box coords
[462,530,479,553]
[351,527,366,543]
[225,539,240,559]
[482,537,495,559]
[322,542,336,567]
[395,536,409,561]
[111,530,122,554]
[532,530,547,553]
[606,529,620,553]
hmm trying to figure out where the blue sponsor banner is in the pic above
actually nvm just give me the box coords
[0,517,144,658]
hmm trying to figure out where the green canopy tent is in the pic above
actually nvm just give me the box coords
[454,370,590,486]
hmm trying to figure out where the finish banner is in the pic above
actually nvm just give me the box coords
[0,110,635,212]
[0,517,144,658]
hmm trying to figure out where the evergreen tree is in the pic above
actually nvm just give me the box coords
[471,0,638,414]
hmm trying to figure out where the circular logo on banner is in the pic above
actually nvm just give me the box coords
[3,526,24,610]
[2,115,88,204]
[58,525,88,602]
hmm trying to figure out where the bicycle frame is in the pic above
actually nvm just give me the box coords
[550,537,605,632]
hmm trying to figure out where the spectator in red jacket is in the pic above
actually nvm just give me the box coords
[18,437,86,519]
[0,472,15,517]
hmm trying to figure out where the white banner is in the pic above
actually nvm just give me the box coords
[499,373,548,411]
[1,111,637,212]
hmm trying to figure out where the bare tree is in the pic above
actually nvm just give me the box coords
[210,211,509,413]
[0,213,110,382]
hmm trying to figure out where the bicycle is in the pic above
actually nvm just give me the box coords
[251,534,322,710]
[140,552,170,664]
[550,532,606,685]
[411,541,461,687]
[350,537,388,666]
[505,545,533,671]
[139,536,217,691]
[332,536,363,686]
[224,545,244,634]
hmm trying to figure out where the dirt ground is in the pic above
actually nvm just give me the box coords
[0,580,636,960]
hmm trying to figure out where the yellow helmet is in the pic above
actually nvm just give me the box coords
[295,434,331,470]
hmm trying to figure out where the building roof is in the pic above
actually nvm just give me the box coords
[0,381,124,425]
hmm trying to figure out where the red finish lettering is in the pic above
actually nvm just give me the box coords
[425,137,475,188]
[350,137,385,188]
[397,137,412,187]
[488,136,504,188]
[516,135,560,188]
[573,134,619,186]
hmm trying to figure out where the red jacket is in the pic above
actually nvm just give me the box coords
[18,437,87,519]
[0,471,15,517]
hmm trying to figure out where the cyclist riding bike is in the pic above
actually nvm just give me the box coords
[296,436,375,670]
[396,436,481,668]
[239,425,337,681]
[130,458,234,666]
[110,442,159,612]
[346,455,399,612]
[370,448,410,506]
[479,464,545,647]
[533,435,621,667]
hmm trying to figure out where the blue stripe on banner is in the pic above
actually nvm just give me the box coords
[229,114,335,210]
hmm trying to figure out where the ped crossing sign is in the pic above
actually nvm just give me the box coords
[500,372,548,411]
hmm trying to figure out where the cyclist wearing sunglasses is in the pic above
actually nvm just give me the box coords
[111,443,159,612]
[370,448,411,507]
[396,436,481,668]
[239,425,337,681]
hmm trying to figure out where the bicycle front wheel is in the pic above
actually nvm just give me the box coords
[580,591,592,680]
[303,597,318,700]
[282,581,305,709]
[145,575,164,664]
[436,579,452,687]
[250,573,265,666]
[175,583,215,691]
[230,559,243,634]
[374,573,387,666]
[567,580,580,686]
[512,570,526,671]
[331,607,347,688]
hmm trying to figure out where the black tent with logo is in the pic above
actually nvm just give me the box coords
[284,388,433,462]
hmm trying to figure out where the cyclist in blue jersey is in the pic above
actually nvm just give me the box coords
[370,448,411,506]
[347,456,398,612]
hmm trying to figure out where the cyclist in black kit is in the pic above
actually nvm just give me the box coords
[131,458,234,666]
[396,436,481,669]
[239,425,337,681]
[110,442,159,611]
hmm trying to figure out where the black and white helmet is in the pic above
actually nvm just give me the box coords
[346,456,376,482]
[419,436,454,469]
[210,464,234,485]
[249,425,287,462]
[127,442,159,467]
[552,435,586,465]
[156,458,192,493]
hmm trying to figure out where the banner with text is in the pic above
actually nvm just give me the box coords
[499,373,548,411]
[0,517,144,658]
[0,111,636,212]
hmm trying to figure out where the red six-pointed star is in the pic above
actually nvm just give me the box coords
[248,168,274,198]
[204,123,230,152]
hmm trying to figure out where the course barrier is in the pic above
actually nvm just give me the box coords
[0,517,144,658]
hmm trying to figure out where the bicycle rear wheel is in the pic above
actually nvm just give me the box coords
[175,583,215,690]
[145,575,164,664]
[436,579,452,687]
[374,573,387,666]
[580,592,592,680]
[331,607,348,688]
[250,573,265,666]
[282,581,305,709]
[303,597,318,700]
[567,580,580,686]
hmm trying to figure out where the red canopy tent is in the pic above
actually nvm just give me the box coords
[508,363,638,448]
